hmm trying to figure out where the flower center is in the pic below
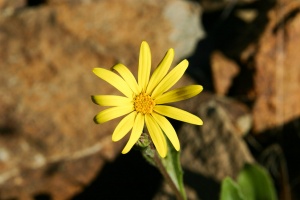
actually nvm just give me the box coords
[134,92,155,114]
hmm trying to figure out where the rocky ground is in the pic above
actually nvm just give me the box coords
[0,0,300,199]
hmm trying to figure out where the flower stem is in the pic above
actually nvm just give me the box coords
[153,150,185,200]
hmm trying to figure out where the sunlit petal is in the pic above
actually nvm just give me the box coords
[146,48,174,94]
[94,106,134,124]
[122,113,144,154]
[92,95,132,106]
[112,111,137,142]
[155,85,203,104]
[138,41,151,91]
[112,64,140,94]
[145,114,167,158]
[154,105,203,125]
[151,59,188,99]
[151,112,180,151]
[93,68,133,98]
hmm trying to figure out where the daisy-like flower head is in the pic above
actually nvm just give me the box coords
[92,41,203,158]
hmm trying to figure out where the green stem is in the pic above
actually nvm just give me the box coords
[153,150,184,200]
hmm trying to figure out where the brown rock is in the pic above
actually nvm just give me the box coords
[0,0,25,10]
[0,6,119,199]
[0,0,203,199]
[251,1,300,133]
[52,0,205,64]
[211,51,240,95]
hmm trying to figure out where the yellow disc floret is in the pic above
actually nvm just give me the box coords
[134,92,156,114]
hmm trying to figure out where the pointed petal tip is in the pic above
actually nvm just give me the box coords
[92,68,97,75]
[159,151,167,158]
[168,48,175,54]
[167,140,180,152]
[166,48,175,59]
[156,146,167,158]
[121,145,132,154]
[92,67,101,74]
[111,136,118,142]
[192,116,203,126]
[141,41,150,48]
[197,118,204,125]
[121,149,129,154]
[93,115,100,124]
[182,59,189,66]
[198,85,204,91]
[91,95,96,104]
[173,142,180,151]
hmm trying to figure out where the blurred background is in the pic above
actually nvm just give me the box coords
[0,0,300,199]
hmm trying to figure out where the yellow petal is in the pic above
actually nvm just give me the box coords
[94,106,134,124]
[151,112,180,151]
[93,68,133,98]
[112,111,137,142]
[145,114,167,158]
[151,59,189,99]
[155,85,203,104]
[91,95,132,106]
[122,113,144,154]
[146,48,174,94]
[138,41,151,91]
[112,64,140,95]
[154,105,203,125]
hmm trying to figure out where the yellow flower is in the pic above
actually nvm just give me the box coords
[92,41,203,158]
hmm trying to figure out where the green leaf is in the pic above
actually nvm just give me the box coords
[237,163,277,200]
[161,138,187,200]
[220,177,245,200]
